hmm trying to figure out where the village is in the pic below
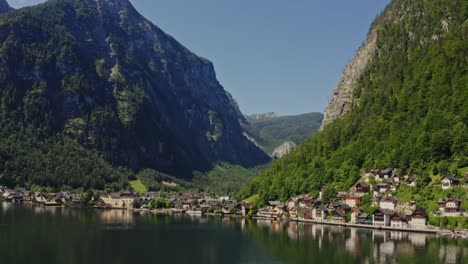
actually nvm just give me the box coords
[0,169,466,235]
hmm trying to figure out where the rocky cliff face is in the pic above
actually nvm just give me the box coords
[272,141,297,158]
[320,1,405,129]
[0,0,269,179]
[0,0,11,14]
[321,30,378,129]
[249,112,277,120]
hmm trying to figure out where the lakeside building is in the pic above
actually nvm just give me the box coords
[100,192,138,209]
[373,209,393,227]
[438,197,463,216]
[408,208,427,228]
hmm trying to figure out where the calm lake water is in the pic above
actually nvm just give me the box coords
[0,203,466,264]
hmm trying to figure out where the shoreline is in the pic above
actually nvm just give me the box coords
[3,201,466,237]
[130,207,464,236]
[287,217,451,235]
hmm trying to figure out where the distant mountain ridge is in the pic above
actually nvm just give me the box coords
[249,112,277,120]
[241,112,323,155]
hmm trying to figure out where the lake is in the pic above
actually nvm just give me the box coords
[0,203,466,264]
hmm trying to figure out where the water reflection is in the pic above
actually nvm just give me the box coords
[0,203,467,264]
[98,209,135,228]
[243,220,467,264]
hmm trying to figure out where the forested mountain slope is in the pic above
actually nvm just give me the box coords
[240,0,468,202]
[0,0,12,14]
[241,112,323,155]
[0,0,269,189]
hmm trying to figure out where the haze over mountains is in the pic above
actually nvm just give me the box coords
[0,0,269,188]
[241,112,323,157]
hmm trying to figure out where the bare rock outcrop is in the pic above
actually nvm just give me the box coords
[321,29,378,129]
[272,141,297,158]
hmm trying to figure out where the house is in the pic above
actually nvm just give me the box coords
[100,192,137,209]
[4,191,24,203]
[267,201,283,209]
[358,213,370,224]
[287,198,299,209]
[332,208,347,223]
[438,198,463,216]
[345,196,361,208]
[257,208,274,219]
[350,209,362,224]
[296,208,312,220]
[373,209,393,226]
[299,195,314,208]
[186,206,203,215]
[353,182,370,196]
[32,193,47,204]
[182,200,192,210]
[390,213,407,228]
[239,203,253,216]
[328,201,341,210]
[198,202,211,213]
[379,168,395,180]
[289,208,298,218]
[2,189,13,199]
[340,203,352,213]
[373,184,390,196]
[140,192,161,202]
[335,192,348,202]
[406,177,417,187]
[272,206,285,218]
[379,195,397,211]
[391,175,401,184]
[312,206,328,221]
[408,208,427,228]
[218,196,230,202]
[222,203,238,214]
[441,174,459,190]
[44,197,63,206]
[171,199,184,209]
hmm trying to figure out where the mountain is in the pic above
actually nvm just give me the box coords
[241,112,323,155]
[272,141,297,159]
[0,0,12,14]
[0,0,269,188]
[250,112,277,120]
[321,16,378,129]
[240,0,467,202]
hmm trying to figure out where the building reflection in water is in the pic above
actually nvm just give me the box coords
[0,202,12,213]
[248,220,465,264]
[98,209,135,228]
[439,245,461,264]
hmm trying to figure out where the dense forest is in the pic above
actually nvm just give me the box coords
[239,0,467,206]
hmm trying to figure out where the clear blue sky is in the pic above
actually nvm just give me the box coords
[8,0,390,116]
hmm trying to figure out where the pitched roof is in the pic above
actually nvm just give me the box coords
[356,182,370,188]
[380,195,397,203]
[438,197,461,204]
[442,174,459,181]
[333,209,346,217]
[317,205,328,212]
[374,208,393,215]
[268,201,282,206]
